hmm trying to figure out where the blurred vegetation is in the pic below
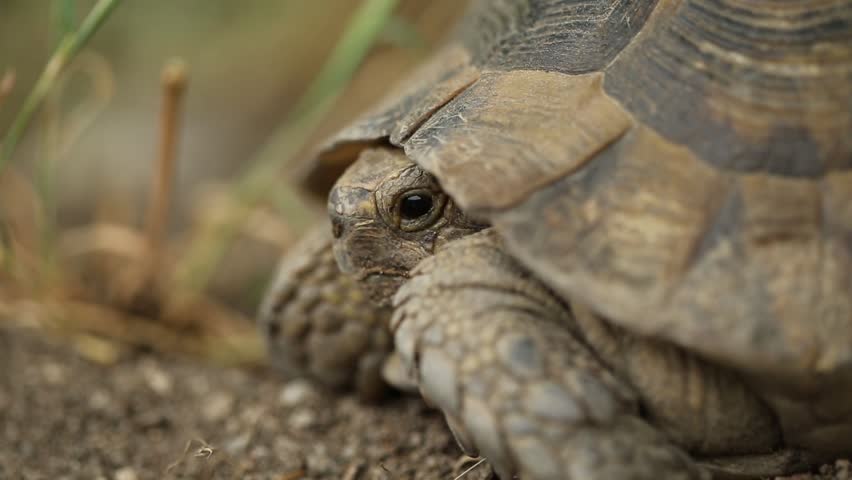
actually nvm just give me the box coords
[0,0,465,366]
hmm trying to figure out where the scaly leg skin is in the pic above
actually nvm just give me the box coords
[258,222,393,401]
[391,230,710,480]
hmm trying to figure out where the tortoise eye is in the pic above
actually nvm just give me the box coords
[395,189,447,232]
[400,193,433,220]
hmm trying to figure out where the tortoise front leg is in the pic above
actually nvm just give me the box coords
[392,230,709,479]
[258,222,393,400]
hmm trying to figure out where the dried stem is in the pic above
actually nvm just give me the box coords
[453,457,487,480]
[144,59,188,259]
[0,0,123,175]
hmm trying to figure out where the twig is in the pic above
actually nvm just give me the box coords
[279,469,306,480]
[194,443,215,458]
[0,0,124,174]
[144,59,188,258]
[165,439,193,473]
[342,462,364,480]
[453,457,487,480]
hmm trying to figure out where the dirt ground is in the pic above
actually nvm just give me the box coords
[0,325,849,480]
[0,326,490,480]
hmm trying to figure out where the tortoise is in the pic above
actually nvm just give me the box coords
[259,0,852,478]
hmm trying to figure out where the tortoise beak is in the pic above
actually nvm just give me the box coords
[328,189,409,307]
[328,184,376,274]
[330,214,346,240]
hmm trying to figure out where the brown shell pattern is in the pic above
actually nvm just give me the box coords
[305,0,852,383]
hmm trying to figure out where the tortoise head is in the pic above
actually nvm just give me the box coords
[328,147,484,306]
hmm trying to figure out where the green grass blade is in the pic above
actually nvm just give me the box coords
[176,0,400,291]
[239,0,400,193]
[0,0,123,174]
[56,0,78,40]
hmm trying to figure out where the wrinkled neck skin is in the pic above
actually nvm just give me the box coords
[328,147,486,306]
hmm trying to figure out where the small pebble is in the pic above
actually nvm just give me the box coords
[407,432,423,448]
[202,392,235,422]
[114,467,138,480]
[140,363,172,395]
[288,409,317,430]
[279,379,318,407]
[306,444,334,473]
[42,363,66,385]
[225,432,251,454]
[73,334,121,365]
[274,436,300,458]
[341,442,358,459]
[187,375,211,396]
[250,444,270,459]
[88,390,112,411]
[240,405,265,425]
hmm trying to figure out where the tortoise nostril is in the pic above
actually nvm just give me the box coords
[331,217,345,239]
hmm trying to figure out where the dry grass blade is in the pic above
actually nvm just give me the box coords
[51,52,116,158]
[452,457,487,480]
[165,439,194,473]
[342,462,364,480]
[279,469,306,480]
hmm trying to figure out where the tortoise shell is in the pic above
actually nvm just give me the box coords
[299,0,852,386]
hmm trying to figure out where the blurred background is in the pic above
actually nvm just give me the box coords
[0,0,465,363]
[1,6,491,477]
